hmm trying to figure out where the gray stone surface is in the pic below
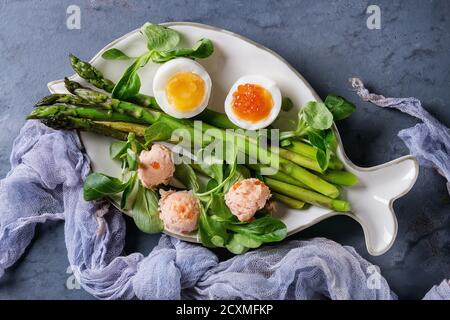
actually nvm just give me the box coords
[0,0,449,300]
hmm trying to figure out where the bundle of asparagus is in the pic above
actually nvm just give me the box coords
[28,55,357,213]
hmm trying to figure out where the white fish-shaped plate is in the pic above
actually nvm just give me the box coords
[48,22,419,256]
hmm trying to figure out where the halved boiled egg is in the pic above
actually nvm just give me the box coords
[153,58,212,119]
[224,75,281,130]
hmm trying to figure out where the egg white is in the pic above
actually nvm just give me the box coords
[153,58,212,119]
[224,75,281,130]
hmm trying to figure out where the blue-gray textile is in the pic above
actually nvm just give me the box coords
[351,78,450,195]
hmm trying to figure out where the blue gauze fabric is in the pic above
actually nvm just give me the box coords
[351,78,450,195]
[1,85,449,300]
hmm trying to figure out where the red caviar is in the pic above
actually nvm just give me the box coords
[150,161,160,169]
[231,84,273,122]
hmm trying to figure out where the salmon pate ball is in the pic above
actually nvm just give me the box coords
[159,190,200,234]
[224,178,271,222]
[137,144,175,189]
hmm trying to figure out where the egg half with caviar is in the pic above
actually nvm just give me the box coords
[224,75,281,130]
[153,58,212,119]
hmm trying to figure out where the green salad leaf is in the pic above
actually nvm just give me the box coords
[120,172,137,209]
[187,38,214,58]
[191,150,224,184]
[110,133,144,168]
[200,211,287,253]
[133,185,164,233]
[140,22,180,52]
[110,140,128,160]
[303,101,333,130]
[144,122,173,144]
[281,97,294,112]
[197,162,223,184]
[102,48,132,60]
[230,233,262,249]
[209,194,233,220]
[198,204,229,248]
[83,172,129,201]
[228,216,287,243]
[111,52,151,100]
[315,148,330,172]
[205,178,219,192]
[325,129,337,151]
[86,132,147,207]
[126,148,138,171]
[174,162,200,192]
[307,128,337,171]
[150,38,214,63]
[225,235,250,254]
[324,95,356,121]
[307,129,328,151]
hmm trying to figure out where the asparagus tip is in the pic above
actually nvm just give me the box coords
[69,53,77,62]
[331,199,351,212]
[64,77,84,93]
[36,94,61,106]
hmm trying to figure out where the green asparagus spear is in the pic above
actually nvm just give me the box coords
[278,158,339,198]
[285,140,317,158]
[264,177,350,212]
[246,163,310,189]
[272,192,305,209]
[69,54,115,92]
[319,170,358,186]
[94,121,147,137]
[49,89,163,125]
[276,147,323,172]
[64,76,87,94]
[194,110,239,129]
[249,161,356,193]
[37,93,93,107]
[328,158,344,170]
[285,140,344,170]
[40,116,129,141]
[241,136,339,198]
[28,104,147,124]
[283,140,357,185]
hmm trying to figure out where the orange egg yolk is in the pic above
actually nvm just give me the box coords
[231,83,273,122]
[165,72,205,112]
